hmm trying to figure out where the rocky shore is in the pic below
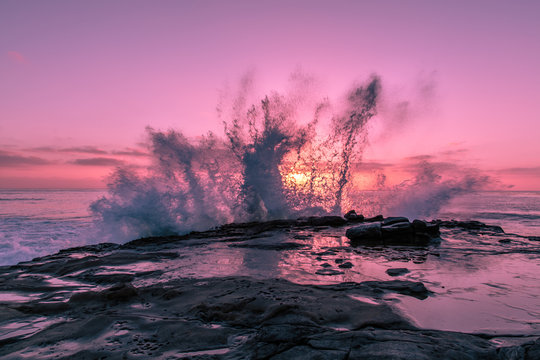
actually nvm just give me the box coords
[1,215,539,359]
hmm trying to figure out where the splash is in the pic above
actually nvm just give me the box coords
[91,74,485,242]
[383,161,490,219]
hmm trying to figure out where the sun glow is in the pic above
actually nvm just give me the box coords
[285,172,310,186]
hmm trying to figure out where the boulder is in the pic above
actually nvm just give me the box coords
[382,217,410,226]
[364,215,384,222]
[381,221,413,236]
[302,216,347,227]
[412,219,427,231]
[346,222,382,241]
[348,217,440,246]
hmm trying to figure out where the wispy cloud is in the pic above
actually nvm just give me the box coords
[27,145,148,157]
[27,146,108,155]
[71,157,124,166]
[111,148,149,157]
[353,161,394,171]
[0,150,51,167]
[7,50,27,64]
[439,148,468,157]
[403,154,434,162]
[59,146,108,155]
[494,166,540,176]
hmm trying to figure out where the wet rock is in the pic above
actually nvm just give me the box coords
[102,282,138,301]
[229,242,306,251]
[434,220,504,233]
[412,219,427,231]
[338,261,353,269]
[3,274,528,359]
[424,222,440,237]
[315,269,345,276]
[270,345,348,359]
[85,273,135,284]
[386,268,410,276]
[348,217,440,246]
[362,280,429,299]
[304,216,347,227]
[346,222,382,241]
[16,301,69,314]
[344,210,364,222]
[69,282,138,303]
[364,214,384,222]
[382,217,410,226]
[381,221,413,236]
[497,346,525,360]
[525,338,540,360]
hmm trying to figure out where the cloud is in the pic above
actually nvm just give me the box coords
[71,157,124,166]
[7,51,27,64]
[26,146,57,152]
[111,148,149,157]
[353,160,394,171]
[494,166,540,176]
[26,145,148,156]
[27,146,108,155]
[0,150,51,167]
[439,148,469,157]
[403,154,434,162]
[396,159,461,174]
[59,146,108,154]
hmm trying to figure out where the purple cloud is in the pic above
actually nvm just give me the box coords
[71,157,124,166]
[0,150,51,167]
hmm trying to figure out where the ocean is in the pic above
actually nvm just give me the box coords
[0,189,104,266]
[0,189,538,267]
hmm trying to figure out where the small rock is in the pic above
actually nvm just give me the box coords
[315,269,345,276]
[344,210,364,222]
[386,268,410,276]
[338,262,353,269]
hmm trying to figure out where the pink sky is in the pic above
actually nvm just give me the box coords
[1,0,539,190]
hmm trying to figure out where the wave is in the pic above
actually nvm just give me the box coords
[91,73,489,242]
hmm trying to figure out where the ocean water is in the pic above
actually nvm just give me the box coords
[0,189,538,267]
[0,189,105,266]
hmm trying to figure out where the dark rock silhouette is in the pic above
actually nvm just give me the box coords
[386,268,410,276]
[346,216,440,246]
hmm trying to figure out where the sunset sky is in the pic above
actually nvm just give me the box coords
[1,0,539,190]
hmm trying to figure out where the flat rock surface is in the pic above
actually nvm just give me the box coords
[0,217,539,359]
